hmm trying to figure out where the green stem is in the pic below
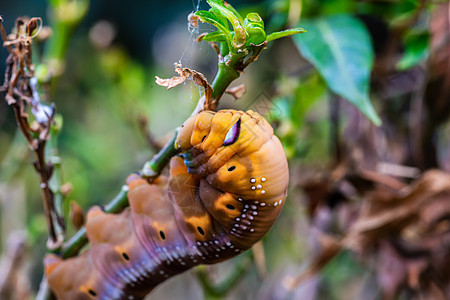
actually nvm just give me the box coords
[61,185,128,258]
[211,62,241,99]
[60,227,87,258]
[196,256,251,298]
[142,129,180,177]
[41,0,89,91]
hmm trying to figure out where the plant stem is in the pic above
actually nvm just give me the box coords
[103,185,131,213]
[141,129,180,177]
[212,62,241,99]
[61,185,128,258]
[196,255,251,298]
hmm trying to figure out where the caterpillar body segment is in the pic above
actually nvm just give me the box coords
[45,110,289,299]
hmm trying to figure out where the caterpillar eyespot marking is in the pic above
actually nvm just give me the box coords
[44,110,289,300]
[197,226,205,235]
[226,204,235,210]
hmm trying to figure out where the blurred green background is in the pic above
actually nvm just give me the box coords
[1,0,449,299]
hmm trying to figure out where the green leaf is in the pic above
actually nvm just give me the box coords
[267,28,306,42]
[207,0,227,8]
[396,31,429,70]
[202,31,227,43]
[195,10,230,35]
[224,1,244,24]
[293,15,381,126]
[206,0,246,48]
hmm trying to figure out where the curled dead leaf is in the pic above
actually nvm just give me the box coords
[155,63,214,112]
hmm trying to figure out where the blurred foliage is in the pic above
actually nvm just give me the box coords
[1,0,449,299]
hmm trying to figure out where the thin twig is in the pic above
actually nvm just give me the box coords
[196,256,252,297]
[241,42,267,70]
[197,33,221,56]
[0,17,13,54]
[0,232,28,299]
[1,18,64,248]
[137,115,163,152]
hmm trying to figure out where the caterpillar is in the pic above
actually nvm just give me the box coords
[44,109,289,300]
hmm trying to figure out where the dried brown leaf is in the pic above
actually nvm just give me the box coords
[225,84,246,100]
[156,63,215,113]
[70,201,85,230]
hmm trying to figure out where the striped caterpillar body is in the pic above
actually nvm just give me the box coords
[44,109,289,300]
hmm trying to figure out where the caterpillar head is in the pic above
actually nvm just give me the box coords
[175,109,288,202]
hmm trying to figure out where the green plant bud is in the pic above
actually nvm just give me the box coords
[246,26,266,46]
[244,13,264,29]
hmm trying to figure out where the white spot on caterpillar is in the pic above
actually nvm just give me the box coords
[253,211,258,216]
[261,177,267,182]
[251,205,257,210]
[245,204,249,209]
[251,186,256,190]
[261,190,266,194]
[279,199,283,205]
[226,242,231,246]
[254,201,259,204]
[215,254,220,258]
[274,202,278,206]
[260,202,266,207]
[248,215,254,220]
[256,184,262,189]
[214,240,220,244]
[250,178,256,183]
[238,197,243,202]
[250,228,255,232]
[236,217,241,221]
[242,214,247,218]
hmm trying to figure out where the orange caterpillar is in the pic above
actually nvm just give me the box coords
[45,110,289,299]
